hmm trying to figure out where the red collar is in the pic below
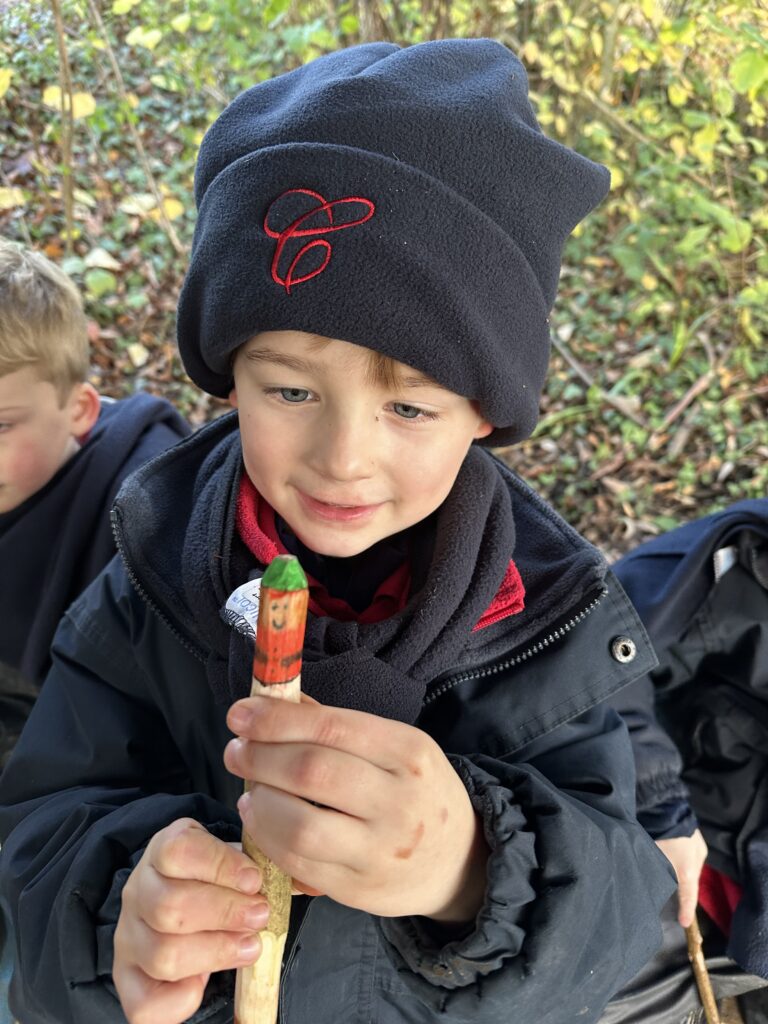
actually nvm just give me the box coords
[235,475,524,628]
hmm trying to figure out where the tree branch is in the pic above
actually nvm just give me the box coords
[85,0,186,256]
[50,0,75,255]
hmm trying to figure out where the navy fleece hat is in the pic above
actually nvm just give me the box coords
[177,39,610,446]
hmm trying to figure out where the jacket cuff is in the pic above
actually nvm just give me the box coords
[638,798,699,841]
[377,755,532,988]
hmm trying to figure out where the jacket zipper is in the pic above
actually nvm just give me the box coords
[423,586,607,706]
[110,508,207,663]
[278,902,313,1024]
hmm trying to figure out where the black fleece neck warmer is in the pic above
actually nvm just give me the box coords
[181,434,515,723]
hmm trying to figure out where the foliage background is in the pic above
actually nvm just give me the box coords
[1,0,766,557]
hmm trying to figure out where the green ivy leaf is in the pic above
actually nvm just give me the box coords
[84,268,117,299]
[674,224,711,255]
[729,50,768,94]
[720,217,753,253]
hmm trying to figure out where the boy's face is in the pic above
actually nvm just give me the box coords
[230,331,493,558]
[0,367,97,514]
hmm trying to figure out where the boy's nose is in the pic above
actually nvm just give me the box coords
[308,414,375,482]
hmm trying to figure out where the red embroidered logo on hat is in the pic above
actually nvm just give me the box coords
[264,188,375,294]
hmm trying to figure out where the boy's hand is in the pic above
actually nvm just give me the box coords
[113,818,268,1024]
[656,829,708,928]
[225,696,488,923]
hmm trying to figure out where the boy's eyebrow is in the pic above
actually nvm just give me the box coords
[0,405,28,413]
[398,375,451,392]
[244,347,450,391]
[244,348,318,373]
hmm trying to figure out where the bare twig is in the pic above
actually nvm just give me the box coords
[358,0,377,42]
[686,915,721,1024]
[551,332,647,427]
[50,0,75,255]
[85,0,186,256]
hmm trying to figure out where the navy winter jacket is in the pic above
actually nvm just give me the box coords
[0,416,675,1023]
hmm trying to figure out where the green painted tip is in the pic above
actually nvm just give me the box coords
[261,554,308,592]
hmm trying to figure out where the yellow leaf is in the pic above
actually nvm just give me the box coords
[0,68,13,100]
[641,273,658,290]
[640,0,663,25]
[127,342,150,367]
[126,92,140,109]
[619,53,640,75]
[41,86,96,118]
[42,84,63,109]
[520,40,540,66]
[669,135,687,159]
[0,186,25,211]
[607,165,624,188]
[590,30,603,58]
[171,13,191,33]
[667,82,690,107]
[691,122,720,170]
[125,26,163,51]
[149,196,185,221]
[119,193,157,215]
[71,92,96,118]
[112,0,141,12]
[195,13,214,31]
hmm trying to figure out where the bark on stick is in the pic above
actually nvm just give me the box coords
[234,555,309,1024]
[686,914,721,1024]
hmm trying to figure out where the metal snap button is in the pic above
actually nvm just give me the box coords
[610,636,637,663]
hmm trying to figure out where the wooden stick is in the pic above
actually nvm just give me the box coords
[685,914,721,1024]
[234,555,309,1024]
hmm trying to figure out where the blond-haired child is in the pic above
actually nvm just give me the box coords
[0,240,189,762]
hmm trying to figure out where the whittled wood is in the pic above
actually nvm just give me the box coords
[234,555,309,1024]
[686,914,721,1024]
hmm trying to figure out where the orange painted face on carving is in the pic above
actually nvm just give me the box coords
[253,586,309,684]
[230,330,493,558]
[268,595,291,631]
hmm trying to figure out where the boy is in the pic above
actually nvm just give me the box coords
[0,240,189,765]
[0,41,675,1024]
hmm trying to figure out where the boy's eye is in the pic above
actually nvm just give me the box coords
[392,402,425,420]
[275,388,310,403]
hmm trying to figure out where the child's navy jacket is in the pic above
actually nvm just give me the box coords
[0,415,675,1023]
[0,392,189,687]
[613,500,768,981]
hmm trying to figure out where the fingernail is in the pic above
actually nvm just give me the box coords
[236,866,261,894]
[237,792,251,818]
[238,935,262,961]
[229,705,251,731]
[243,902,269,929]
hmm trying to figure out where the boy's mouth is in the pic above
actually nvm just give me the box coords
[297,491,383,523]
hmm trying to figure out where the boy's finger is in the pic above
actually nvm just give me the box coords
[677,878,699,928]
[227,696,423,773]
[149,819,262,893]
[136,869,270,936]
[114,962,207,1024]
[133,915,263,983]
[224,738,383,819]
